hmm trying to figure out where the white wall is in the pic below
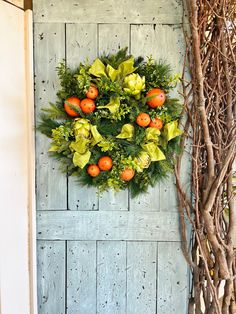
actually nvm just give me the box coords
[0,1,35,313]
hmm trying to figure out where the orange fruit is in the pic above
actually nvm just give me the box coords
[98,156,113,171]
[86,86,99,100]
[87,164,100,177]
[136,113,151,127]
[146,88,166,108]
[64,96,81,117]
[80,98,96,114]
[120,168,135,181]
[149,117,163,130]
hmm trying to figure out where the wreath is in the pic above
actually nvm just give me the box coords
[38,48,183,197]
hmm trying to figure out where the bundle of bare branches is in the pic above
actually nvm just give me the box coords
[175,0,236,312]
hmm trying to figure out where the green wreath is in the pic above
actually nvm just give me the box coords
[38,48,183,197]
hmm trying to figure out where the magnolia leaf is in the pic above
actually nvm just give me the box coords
[88,58,107,77]
[72,150,91,169]
[118,57,136,76]
[116,124,134,139]
[97,96,120,114]
[164,120,183,141]
[90,125,103,146]
[70,138,90,154]
[145,127,161,142]
[106,64,118,82]
[142,143,166,161]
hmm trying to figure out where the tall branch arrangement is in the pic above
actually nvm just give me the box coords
[176,0,236,312]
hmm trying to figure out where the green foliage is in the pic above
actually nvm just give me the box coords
[38,48,183,197]
[100,47,131,69]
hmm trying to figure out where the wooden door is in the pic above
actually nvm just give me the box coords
[34,1,189,313]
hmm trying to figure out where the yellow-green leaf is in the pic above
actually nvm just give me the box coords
[145,127,160,142]
[97,96,120,114]
[106,64,118,82]
[70,138,90,154]
[118,57,136,76]
[88,58,107,77]
[164,120,183,141]
[142,143,166,161]
[72,150,91,169]
[116,123,134,139]
[48,144,60,152]
[90,125,103,146]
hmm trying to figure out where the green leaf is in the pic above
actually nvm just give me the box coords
[116,124,134,139]
[72,151,91,169]
[142,143,166,161]
[145,127,160,142]
[164,120,183,141]
[106,64,119,82]
[97,96,120,114]
[70,138,90,154]
[90,125,103,146]
[89,58,107,77]
[118,57,136,76]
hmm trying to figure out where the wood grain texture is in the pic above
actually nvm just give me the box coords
[97,241,126,313]
[99,190,129,211]
[98,23,130,211]
[66,23,98,67]
[130,24,186,212]
[66,23,99,211]
[67,241,96,314]
[37,211,180,241]
[129,185,160,211]
[33,0,183,24]
[34,23,67,210]
[127,242,157,314]
[98,24,130,55]
[37,241,65,314]
[157,242,188,313]
[159,176,178,212]
[131,24,185,73]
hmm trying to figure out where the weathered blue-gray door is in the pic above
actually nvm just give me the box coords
[34,1,189,313]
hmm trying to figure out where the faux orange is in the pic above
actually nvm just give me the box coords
[120,168,135,181]
[87,164,100,177]
[149,117,163,130]
[136,113,151,127]
[98,156,113,171]
[64,96,81,117]
[86,86,99,100]
[146,88,166,108]
[80,98,96,114]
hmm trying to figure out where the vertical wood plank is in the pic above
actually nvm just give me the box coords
[66,23,99,210]
[127,242,157,314]
[129,185,160,211]
[67,241,96,314]
[37,240,65,314]
[130,24,185,212]
[97,241,126,313]
[159,176,178,212]
[130,24,185,73]
[34,23,67,210]
[98,24,130,55]
[66,23,98,66]
[98,23,130,211]
[157,242,188,313]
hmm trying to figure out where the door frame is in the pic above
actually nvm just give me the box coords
[0,1,37,313]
